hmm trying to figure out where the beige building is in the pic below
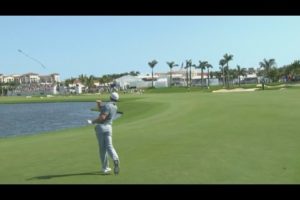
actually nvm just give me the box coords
[39,73,60,84]
[3,75,15,83]
[20,73,40,83]
[12,75,22,84]
[0,73,60,84]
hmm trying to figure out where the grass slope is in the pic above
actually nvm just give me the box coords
[1,88,300,183]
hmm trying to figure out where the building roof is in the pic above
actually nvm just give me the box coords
[22,72,39,76]
[115,75,141,82]
[11,74,21,77]
[39,75,52,77]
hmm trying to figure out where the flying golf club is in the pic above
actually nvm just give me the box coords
[18,49,46,69]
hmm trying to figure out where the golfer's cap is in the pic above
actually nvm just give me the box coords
[110,92,119,101]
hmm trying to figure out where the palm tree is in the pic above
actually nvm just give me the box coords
[187,59,193,87]
[166,61,178,87]
[219,59,226,87]
[196,61,208,88]
[212,71,222,80]
[190,61,195,87]
[236,65,242,87]
[148,60,158,88]
[206,63,213,88]
[237,65,247,86]
[259,58,276,80]
[223,53,234,88]
[286,60,300,81]
[269,68,279,82]
[184,59,192,87]
[291,60,300,76]
[184,61,189,87]
[78,74,86,85]
[65,77,76,86]
[87,75,95,93]
[259,58,276,90]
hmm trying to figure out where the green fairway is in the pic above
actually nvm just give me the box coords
[1,88,300,183]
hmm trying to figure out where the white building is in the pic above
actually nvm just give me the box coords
[154,78,168,88]
[51,73,60,82]
[39,74,60,84]
[93,81,100,87]
[3,75,15,83]
[12,74,22,84]
[52,84,58,95]
[68,82,84,94]
[114,74,169,89]
[114,75,141,89]
[75,85,82,94]
[246,73,257,78]
[20,73,40,83]
[1,72,61,96]
[0,73,60,84]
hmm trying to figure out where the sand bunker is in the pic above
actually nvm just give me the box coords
[212,88,258,93]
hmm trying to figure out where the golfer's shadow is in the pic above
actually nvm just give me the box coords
[27,171,111,180]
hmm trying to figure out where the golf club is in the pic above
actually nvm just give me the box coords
[18,49,47,69]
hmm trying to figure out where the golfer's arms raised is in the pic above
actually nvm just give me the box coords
[92,112,108,124]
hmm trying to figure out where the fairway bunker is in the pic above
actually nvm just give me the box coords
[212,88,258,93]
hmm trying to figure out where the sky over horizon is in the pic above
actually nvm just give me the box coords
[1,16,300,80]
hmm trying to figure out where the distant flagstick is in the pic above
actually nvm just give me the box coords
[18,49,46,69]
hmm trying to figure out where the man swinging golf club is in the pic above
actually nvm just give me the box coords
[88,92,120,175]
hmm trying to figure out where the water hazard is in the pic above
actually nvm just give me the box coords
[0,102,121,138]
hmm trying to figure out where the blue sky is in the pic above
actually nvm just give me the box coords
[1,16,300,80]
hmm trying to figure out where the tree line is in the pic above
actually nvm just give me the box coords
[64,71,140,88]
[148,54,300,89]
[4,53,298,95]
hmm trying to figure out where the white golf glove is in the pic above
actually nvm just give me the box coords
[87,119,93,124]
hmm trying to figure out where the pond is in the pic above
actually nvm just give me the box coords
[0,102,121,138]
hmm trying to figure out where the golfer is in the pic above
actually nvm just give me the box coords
[91,92,120,175]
